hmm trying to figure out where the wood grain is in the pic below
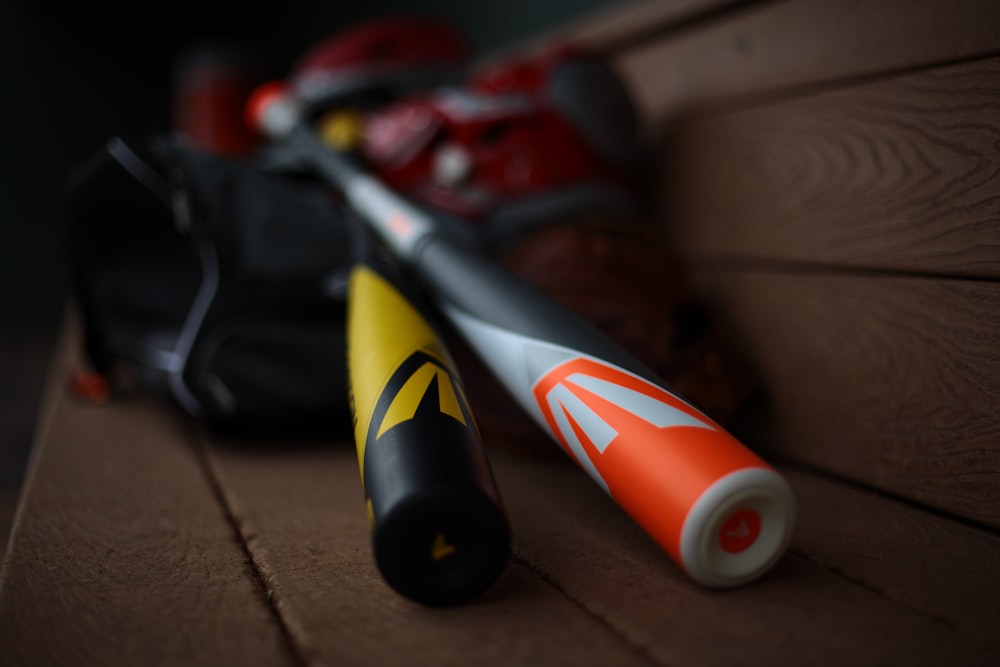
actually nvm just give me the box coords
[199,433,1000,666]
[547,0,751,53]
[0,321,292,667]
[201,437,653,667]
[486,449,999,666]
[784,468,1000,650]
[689,270,1000,528]
[4,323,998,666]
[661,56,1000,278]
[613,0,1000,123]
[478,0,751,72]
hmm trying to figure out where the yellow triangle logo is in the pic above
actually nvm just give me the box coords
[431,532,457,560]
[376,360,467,438]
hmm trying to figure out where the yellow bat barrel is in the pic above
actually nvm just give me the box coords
[346,261,510,606]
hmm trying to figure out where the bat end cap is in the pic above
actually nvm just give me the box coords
[245,80,295,137]
[681,467,796,588]
[372,490,511,607]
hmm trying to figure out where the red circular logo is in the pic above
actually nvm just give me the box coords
[719,508,761,553]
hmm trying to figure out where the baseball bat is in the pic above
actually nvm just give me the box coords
[248,83,796,588]
[345,217,510,606]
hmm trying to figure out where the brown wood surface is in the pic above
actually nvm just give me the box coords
[661,55,1000,279]
[546,0,751,53]
[202,438,650,667]
[613,0,1000,123]
[490,452,1000,666]
[689,270,1000,529]
[477,0,751,72]
[0,322,294,667]
[3,324,999,665]
[202,431,1000,667]
[783,468,1000,650]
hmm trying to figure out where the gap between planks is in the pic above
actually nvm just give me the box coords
[192,427,312,667]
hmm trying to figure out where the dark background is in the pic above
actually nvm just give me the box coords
[0,0,619,554]
[1,0,620,335]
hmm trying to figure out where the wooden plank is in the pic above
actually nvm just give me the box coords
[5,323,997,665]
[0,320,292,667]
[614,0,1000,123]
[486,449,999,666]
[784,468,1000,651]
[544,0,751,53]
[688,270,1000,529]
[478,0,750,70]
[201,435,651,666]
[199,428,999,666]
[661,56,1000,279]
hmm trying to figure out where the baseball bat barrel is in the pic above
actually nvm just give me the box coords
[346,222,510,606]
[413,235,796,587]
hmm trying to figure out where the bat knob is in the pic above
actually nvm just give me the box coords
[245,81,301,139]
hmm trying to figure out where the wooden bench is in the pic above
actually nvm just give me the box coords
[2,1,998,665]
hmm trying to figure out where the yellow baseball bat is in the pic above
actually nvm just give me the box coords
[346,223,510,606]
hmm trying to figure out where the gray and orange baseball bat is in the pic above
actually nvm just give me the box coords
[248,83,795,588]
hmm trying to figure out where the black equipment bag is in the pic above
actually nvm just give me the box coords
[66,134,355,435]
